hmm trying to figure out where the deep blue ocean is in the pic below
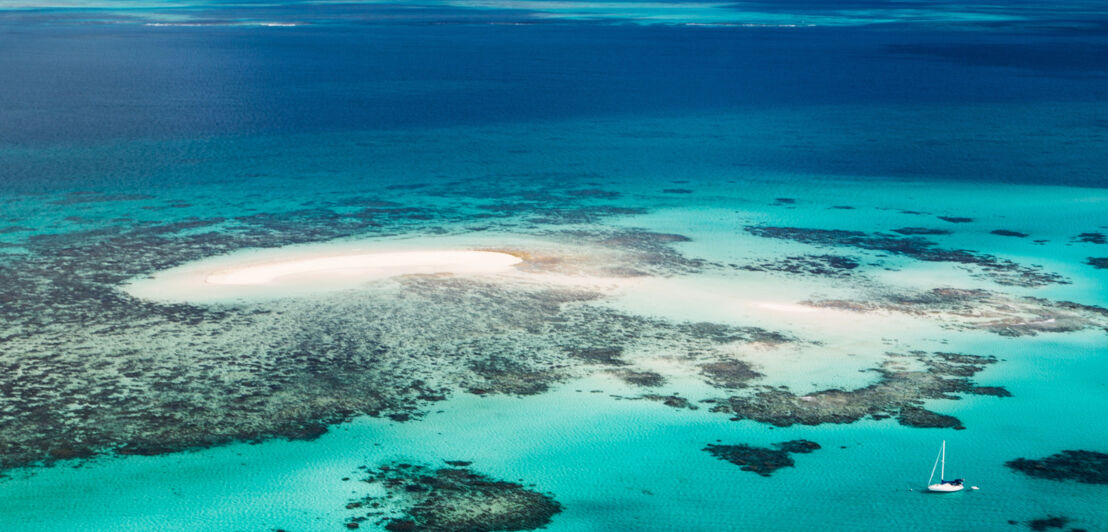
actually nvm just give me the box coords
[3,3,1108,190]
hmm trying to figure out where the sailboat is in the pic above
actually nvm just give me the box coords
[927,440,965,492]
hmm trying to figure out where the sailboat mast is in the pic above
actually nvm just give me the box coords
[928,442,941,485]
[940,440,946,480]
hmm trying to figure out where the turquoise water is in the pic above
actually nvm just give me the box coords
[2,3,1108,531]
[2,163,1105,529]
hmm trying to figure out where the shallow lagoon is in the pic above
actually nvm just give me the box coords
[3,171,1106,530]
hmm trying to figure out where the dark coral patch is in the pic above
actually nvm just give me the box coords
[642,394,697,410]
[662,188,693,194]
[992,230,1029,238]
[613,369,665,387]
[700,360,762,389]
[938,216,974,223]
[805,288,1108,337]
[775,440,821,454]
[897,406,964,430]
[1086,257,1108,269]
[566,347,627,366]
[1027,516,1069,531]
[744,226,1066,287]
[352,462,562,532]
[704,440,821,476]
[712,351,1006,429]
[1073,232,1106,244]
[740,254,859,277]
[566,189,620,199]
[1006,450,1108,485]
[50,192,155,205]
[892,227,951,236]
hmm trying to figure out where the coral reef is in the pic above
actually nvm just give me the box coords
[1027,516,1069,531]
[805,288,1108,337]
[708,351,1008,429]
[350,462,562,532]
[1086,257,1108,269]
[704,439,821,476]
[892,227,951,236]
[1072,232,1106,244]
[745,226,1067,287]
[739,254,860,277]
[1006,451,1108,484]
[0,266,791,472]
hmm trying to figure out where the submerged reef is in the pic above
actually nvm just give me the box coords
[699,359,763,389]
[610,369,666,387]
[709,351,1007,429]
[1026,516,1070,531]
[744,226,1067,287]
[0,179,1085,481]
[0,273,789,472]
[804,288,1108,337]
[892,227,951,236]
[991,229,1029,238]
[1086,257,1108,269]
[640,394,697,410]
[349,462,561,532]
[0,222,788,473]
[494,229,706,278]
[1006,451,1108,485]
[738,254,859,277]
[2,175,792,474]
[704,440,821,476]
[1072,232,1106,244]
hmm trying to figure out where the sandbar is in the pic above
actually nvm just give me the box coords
[124,247,523,303]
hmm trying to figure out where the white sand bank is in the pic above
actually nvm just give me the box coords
[124,246,523,303]
[204,250,521,285]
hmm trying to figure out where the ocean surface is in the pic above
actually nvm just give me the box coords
[1,1,1107,530]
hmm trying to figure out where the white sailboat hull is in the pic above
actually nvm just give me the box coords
[927,483,964,493]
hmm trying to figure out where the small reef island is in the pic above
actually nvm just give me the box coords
[1,0,1107,530]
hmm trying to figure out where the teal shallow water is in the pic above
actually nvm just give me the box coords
[1,363,1105,531]
[1,165,1106,530]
